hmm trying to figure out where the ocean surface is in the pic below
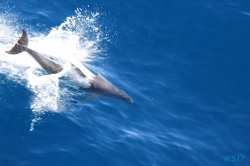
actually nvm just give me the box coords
[0,0,249,166]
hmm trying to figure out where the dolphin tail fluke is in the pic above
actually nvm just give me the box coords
[5,43,25,54]
[18,29,28,46]
[5,29,28,54]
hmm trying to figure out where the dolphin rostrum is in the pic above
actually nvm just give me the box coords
[6,29,134,104]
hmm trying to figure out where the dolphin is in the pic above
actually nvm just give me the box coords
[5,29,134,104]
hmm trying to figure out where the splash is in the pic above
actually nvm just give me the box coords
[0,7,107,131]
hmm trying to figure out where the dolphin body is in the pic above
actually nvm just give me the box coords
[6,29,134,104]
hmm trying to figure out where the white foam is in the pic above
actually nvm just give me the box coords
[27,69,60,112]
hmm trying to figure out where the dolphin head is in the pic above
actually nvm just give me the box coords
[113,89,134,104]
[82,75,134,104]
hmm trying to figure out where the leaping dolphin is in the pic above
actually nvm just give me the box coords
[6,29,134,104]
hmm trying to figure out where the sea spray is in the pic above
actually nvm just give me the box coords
[0,7,107,130]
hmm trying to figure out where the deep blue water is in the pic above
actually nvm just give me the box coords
[0,0,250,166]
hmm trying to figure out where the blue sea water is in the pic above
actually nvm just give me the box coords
[0,0,250,166]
